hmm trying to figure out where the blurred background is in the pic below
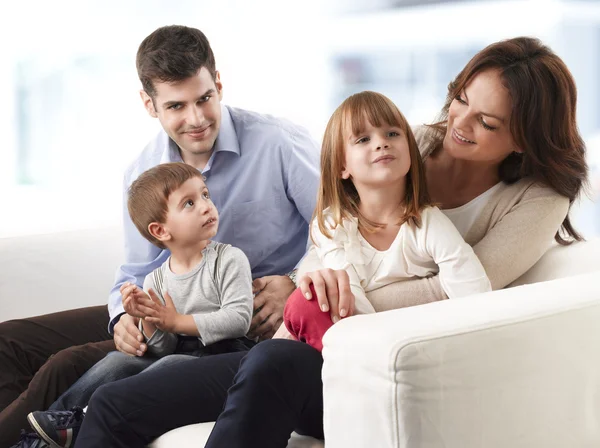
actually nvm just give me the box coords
[1,0,599,238]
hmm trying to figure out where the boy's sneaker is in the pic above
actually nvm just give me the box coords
[27,407,84,448]
[9,430,49,448]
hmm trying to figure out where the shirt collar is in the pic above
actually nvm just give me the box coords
[213,105,241,157]
[163,104,240,164]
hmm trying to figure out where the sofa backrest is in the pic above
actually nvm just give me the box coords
[510,238,600,287]
[0,226,597,323]
[0,227,123,322]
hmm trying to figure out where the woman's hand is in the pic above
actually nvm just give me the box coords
[298,269,355,323]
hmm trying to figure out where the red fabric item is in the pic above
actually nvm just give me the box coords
[283,285,334,352]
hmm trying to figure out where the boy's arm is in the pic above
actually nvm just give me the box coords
[192,247,253,346]
[138,273,178,357]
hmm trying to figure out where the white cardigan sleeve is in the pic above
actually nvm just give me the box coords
[420,207,492,298]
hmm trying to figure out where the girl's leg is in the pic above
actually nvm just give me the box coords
[74,350,248,448]
[206,339,324,448]
[284,285,333,351]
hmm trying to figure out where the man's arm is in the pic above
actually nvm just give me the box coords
[248,129,321,339]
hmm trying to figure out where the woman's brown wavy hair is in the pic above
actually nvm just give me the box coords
[426,37,588,244]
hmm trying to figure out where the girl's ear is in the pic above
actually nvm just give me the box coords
[341,167,351,179]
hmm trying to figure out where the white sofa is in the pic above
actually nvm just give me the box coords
[1,229,600,447]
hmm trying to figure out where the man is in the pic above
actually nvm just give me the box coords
[3,24,319,447]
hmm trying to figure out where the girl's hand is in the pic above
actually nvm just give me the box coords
[298,269,355,323]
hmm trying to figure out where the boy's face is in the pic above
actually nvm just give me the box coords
[142,67,223,163]
[162,176,219,246]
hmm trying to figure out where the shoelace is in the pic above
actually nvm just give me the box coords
[17,430,40,444]
[50,407,84,427]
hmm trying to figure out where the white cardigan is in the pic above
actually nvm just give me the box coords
[311,206,492,315]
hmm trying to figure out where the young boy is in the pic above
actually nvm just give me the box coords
[26,162,254,447]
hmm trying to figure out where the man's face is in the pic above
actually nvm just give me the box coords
[142,67,223,164]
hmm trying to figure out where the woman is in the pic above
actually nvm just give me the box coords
[73,37,587,448]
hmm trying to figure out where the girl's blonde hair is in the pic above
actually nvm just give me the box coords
[314,91,432,241]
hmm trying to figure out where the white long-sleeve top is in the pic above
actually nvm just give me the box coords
[312,206,492,315]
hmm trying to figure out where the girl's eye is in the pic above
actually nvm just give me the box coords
[479,117,497,131]
[184,200,194,208]
[388,131,400,137]
[202,191,211,200]
[356,136,370,144]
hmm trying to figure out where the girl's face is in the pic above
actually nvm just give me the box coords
[341,118,411,190]
[444,69,521,164]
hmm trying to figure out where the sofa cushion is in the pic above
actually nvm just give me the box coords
[149,422,324,448]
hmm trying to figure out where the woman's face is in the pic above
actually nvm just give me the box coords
[443,69,520,164]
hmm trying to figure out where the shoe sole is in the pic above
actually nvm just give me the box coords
[27,412,64,448]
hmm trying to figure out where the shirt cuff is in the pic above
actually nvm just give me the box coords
[108,312,126,335]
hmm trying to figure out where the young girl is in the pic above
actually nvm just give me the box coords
[283,91,492,351]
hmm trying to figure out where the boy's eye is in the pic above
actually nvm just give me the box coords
[184,199,194,208]
[202,191,211,200]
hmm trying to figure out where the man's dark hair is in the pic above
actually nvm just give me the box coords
[136,25,216,98]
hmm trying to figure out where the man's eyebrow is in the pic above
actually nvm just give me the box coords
[161,89,216,109]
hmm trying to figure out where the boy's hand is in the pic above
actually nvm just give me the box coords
[120,282,150,318]
[136,289,182,333]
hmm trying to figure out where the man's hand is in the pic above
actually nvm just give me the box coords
[113,314,146,357]
[121,282,151,318]
[137,289,183,334]
[248,275,296,341]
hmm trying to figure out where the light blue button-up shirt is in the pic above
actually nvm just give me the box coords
[108,105,320,331]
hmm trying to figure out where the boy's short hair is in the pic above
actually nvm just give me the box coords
[136,25,217,99]
[128,162,203,249]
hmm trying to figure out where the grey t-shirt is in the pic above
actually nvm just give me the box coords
[141,241,253,357]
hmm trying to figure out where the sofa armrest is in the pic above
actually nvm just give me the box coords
[321,271,600,448]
